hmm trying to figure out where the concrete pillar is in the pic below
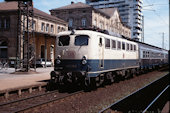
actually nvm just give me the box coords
[44,35,47,68]
[38,86,42,91]
[4,92,9,99]
[29,88,32,93]
[18,89,21,96]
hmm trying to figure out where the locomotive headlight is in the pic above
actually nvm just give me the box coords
[82,56,87,65]
[56,59,61,64]
[56,55,61,64]
[82,59,87,65]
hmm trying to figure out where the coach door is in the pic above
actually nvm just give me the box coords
[98,36,104,68]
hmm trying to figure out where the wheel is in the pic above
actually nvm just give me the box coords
[105,72,113,85]
[124,70,131,79]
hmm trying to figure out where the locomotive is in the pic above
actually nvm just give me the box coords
[50,30,168,87]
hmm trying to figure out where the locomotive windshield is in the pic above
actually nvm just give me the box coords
[75,35,89,46]
[58,35,70,46]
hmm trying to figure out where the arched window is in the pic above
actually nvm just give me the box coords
[82,18,86,27]
[57,26,60,33]
[68,18,73,27]
[93,18,97,27]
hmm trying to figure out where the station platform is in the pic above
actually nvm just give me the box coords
[0,67,53,91]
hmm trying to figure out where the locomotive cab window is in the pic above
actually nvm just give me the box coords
[58,35,70,46]
[75,35,89,46]
[99,38,102,46]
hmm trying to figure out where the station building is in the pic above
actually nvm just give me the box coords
[0,1,68,65]
[86,0,143,40]
[50,2,131,39]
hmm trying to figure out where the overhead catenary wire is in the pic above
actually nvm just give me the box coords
[144,0,168,25]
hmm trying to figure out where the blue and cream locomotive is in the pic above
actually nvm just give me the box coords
[50,30,168,87]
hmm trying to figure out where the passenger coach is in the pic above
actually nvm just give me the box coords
[138,42,168,70]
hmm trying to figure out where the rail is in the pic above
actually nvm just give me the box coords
[0,88,83,113]
[99,73,169,113]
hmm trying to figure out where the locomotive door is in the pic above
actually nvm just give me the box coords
[98,36,104,68]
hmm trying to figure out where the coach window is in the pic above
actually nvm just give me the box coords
[105,38,110,49]
[145,51,148,58]
[58,35,70,46]
[117,41,121,50]
[122,42,125,50]
[148,52,150,58]
[151,52,153,58]
[143,51,145,58]
[75,35,89,46]
[111,40,116,49]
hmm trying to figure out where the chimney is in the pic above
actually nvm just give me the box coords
[71,1,74,4]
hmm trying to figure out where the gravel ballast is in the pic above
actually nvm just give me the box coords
[35,71,169,113]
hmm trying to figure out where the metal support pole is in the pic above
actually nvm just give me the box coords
[45,35,47,68]
[162,32,164,49]
[14,0,35,72]
[26,2,29,71]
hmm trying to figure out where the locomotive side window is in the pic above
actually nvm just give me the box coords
[134,45,136,51]
[105,38,110,49]
[58,35,70,46]
[122,42,125,50]
[126,43,129,51]
[117,41,121,50]
[130,44,133,51]
[111,40,116,49]
[75,35,89,46]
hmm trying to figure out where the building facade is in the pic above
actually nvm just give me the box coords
[50,2,131,38]
[86,0,143,40]
[0,2,68,65]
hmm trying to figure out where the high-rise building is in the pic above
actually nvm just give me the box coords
[86,0,143,40]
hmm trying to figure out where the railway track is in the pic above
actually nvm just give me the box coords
[0,88,83,113]
[99,73,169,113]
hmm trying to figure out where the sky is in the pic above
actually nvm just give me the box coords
[0,0,169,50]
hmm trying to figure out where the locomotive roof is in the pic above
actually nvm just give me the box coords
[58,30,168,52]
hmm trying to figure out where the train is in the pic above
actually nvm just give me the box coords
[50,30,169,88]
